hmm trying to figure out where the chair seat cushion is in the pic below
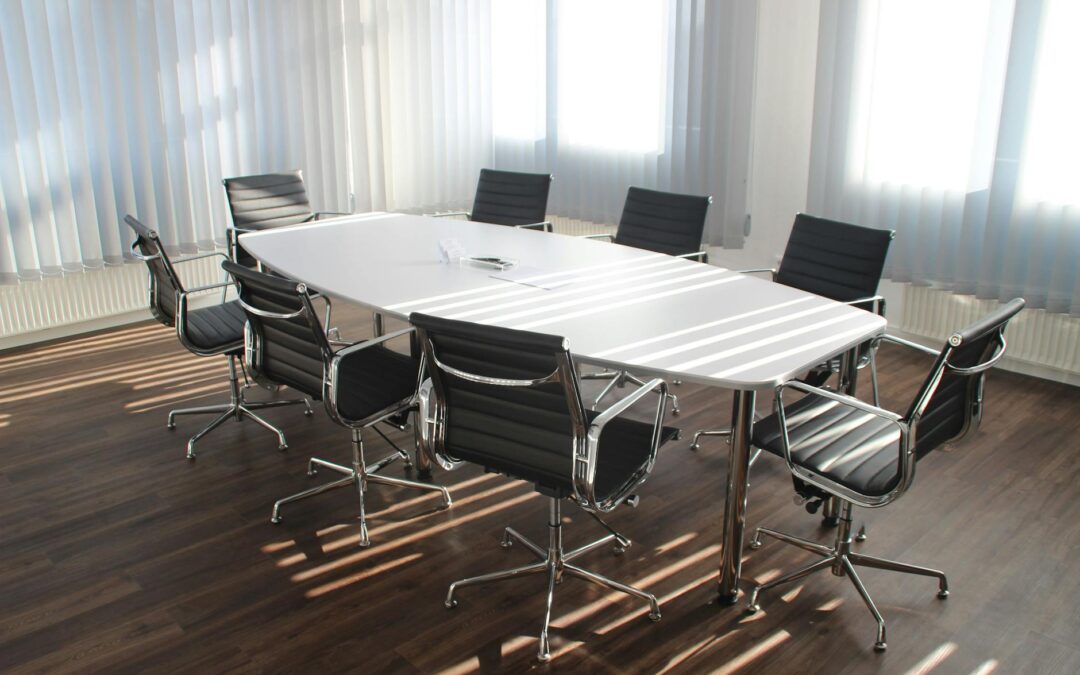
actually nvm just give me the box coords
[752,393,902,497]
[333,345,419,423]
[184,301,246,353]
[446,387,678,501]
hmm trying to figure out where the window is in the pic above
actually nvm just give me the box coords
[1018,0,1080,205]
[848,0,1009,190]
[491,0,668,153]
[491,0,546,141]
[557,0,667,153]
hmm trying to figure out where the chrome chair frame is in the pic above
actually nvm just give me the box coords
[126,228,312,460]
[233,284,450,547]
[416,329,668,662]
[746,322,1014,651]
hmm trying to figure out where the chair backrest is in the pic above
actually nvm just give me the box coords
[222,261,330,400]
[124,215,184,327]
[411,312,588,495]
[613,187,711,257]
[223,171,315,267]
[775,213,894,303]
[906,298,1025,458]
[470,169,552,227]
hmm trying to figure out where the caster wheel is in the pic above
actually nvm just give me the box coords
[938,589,949,599]
[690,443,700,451]
[874,642,887,652]
[307,470,318,478]
[304,410,314,417]
[749,540,762,550]
[613,545,626,556]
[278,444,288,451]
[746,604,760,614]
[445,599,458,609]
[501,541,513,550]
[167,423,176,430]
[648,612,661,622]
[270,516,282,524]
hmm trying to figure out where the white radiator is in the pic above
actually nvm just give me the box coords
[892,284,1080,384]
[548,216,616,237]
[0,256,227,349]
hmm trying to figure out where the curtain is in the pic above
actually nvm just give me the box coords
[808,0,1080,316]
[348,0,495,215]
[0,0,356,283]
[355,0,757,246]
[1,0,758,284]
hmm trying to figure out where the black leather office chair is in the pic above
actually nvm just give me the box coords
[690,213,895,451]
[412,313,678,662]
[222,170,349,268]
[223,262,450,546]
[581,186,712,412]
[433,168,553,232]
[223,170,349,343]
[124,215,311,459]
[745,298,1024,651]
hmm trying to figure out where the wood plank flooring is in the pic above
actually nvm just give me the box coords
[1,305,1078,674]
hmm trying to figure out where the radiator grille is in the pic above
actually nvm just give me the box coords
[895,285,1080,377]
[0,256,225,340]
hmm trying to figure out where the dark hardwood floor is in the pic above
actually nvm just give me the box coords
[1,305,1078,674]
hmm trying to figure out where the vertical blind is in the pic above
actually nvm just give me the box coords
[0,0,756,284]
[0,0,354,282]
[808,0,1080,316]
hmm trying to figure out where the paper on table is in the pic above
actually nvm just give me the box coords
[490,265,579,290]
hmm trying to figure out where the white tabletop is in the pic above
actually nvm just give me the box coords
[240,213,886,391]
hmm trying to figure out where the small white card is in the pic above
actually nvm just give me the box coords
[438,238,467,263]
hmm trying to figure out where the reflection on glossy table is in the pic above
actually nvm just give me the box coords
[240,212,887,604]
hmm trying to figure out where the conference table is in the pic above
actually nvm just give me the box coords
[239,212,886,604]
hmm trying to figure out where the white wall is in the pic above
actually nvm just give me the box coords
[709,0,821,273]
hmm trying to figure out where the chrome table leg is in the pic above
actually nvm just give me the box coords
[718,389,755,604]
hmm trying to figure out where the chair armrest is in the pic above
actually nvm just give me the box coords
[738,267,777,280]
[779,379,902,423]
[428,211,472,219]
[579,233,614,242]
[576,377,669,513]
[882,334,941,358]
[325,327,419,427]
[178,281,233,297]
[674,250,708,262]
[174,282,240,356]
[513,221,553,232]
[774,379,913,508]
[331,326,415,359]
[172,251,229,266]
[841,294,885,316]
